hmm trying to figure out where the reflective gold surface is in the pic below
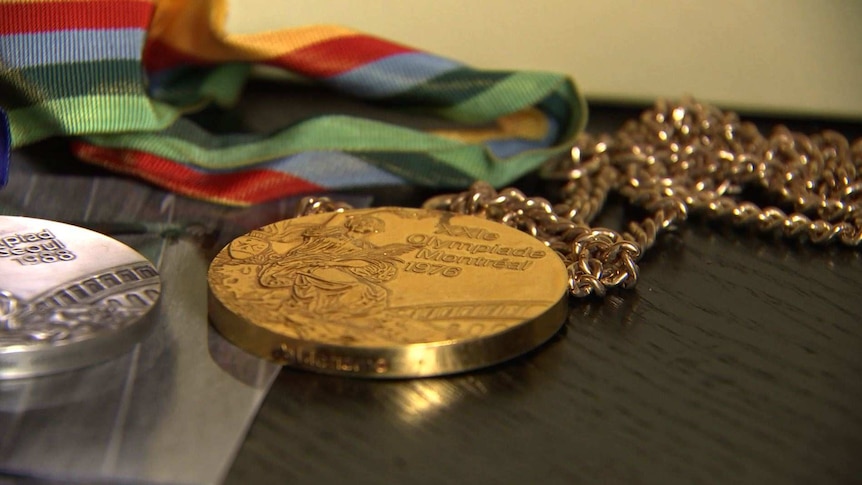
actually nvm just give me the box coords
[208,208,568,377]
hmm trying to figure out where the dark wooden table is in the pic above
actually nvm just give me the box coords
[3,88,862,485]
[227,99,862,485]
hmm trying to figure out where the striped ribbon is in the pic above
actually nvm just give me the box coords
[0,0,585,204]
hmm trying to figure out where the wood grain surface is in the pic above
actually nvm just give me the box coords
[224,218,862,485]
[2,86,861,485]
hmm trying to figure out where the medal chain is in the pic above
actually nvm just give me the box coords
[300,98,862,298]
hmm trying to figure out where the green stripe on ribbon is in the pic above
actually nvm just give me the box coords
[383,68,512,108]
[433,71,579,124]
[0,60,145,109]
[358,144,562,188]
[150,63,253,109]
[83,115,465,169]
[538,81,587,139]
[354,150,486,187]
[82,111,569,188]
[8,95,178,147]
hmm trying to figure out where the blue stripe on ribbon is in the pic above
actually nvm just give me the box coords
[0,28,145,69]
[0,107,10,188]
[484,118,561,158]
[261,151,406,188]
[324,52,462,98]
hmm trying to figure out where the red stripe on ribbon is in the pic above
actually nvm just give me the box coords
[144,33,414,76]
[272,34,414,77]
[142,38,198,72]
[0,1,153,35]
[72,142,323,205]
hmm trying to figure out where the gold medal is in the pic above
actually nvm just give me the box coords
[207,208,568,378]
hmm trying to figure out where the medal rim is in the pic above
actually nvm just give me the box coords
[208,289,566,378]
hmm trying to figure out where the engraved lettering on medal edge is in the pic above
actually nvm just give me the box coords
[212,209,556,346]
[0,263,159,346]
[0,229,77,266]
[273,343,389,374]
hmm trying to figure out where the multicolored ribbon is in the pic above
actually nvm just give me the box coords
[0,0,585,204]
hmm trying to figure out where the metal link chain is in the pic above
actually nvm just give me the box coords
[300,98,862,298]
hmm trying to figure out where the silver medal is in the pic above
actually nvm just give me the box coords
[0,216,161,378]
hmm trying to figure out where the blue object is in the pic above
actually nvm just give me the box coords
[0,107,9,188]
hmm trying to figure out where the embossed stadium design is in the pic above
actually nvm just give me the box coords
[0,262,160,346]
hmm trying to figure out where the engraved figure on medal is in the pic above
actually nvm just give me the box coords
[257,213,411,315]
[212,211,422,344]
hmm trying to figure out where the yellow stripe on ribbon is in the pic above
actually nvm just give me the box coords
[148,0,357,63]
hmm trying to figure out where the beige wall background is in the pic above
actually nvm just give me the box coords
[227,0,862,119]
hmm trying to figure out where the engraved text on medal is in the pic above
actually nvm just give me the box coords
[0,229,77,266]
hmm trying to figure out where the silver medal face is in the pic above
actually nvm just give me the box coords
[0,216,161,378]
